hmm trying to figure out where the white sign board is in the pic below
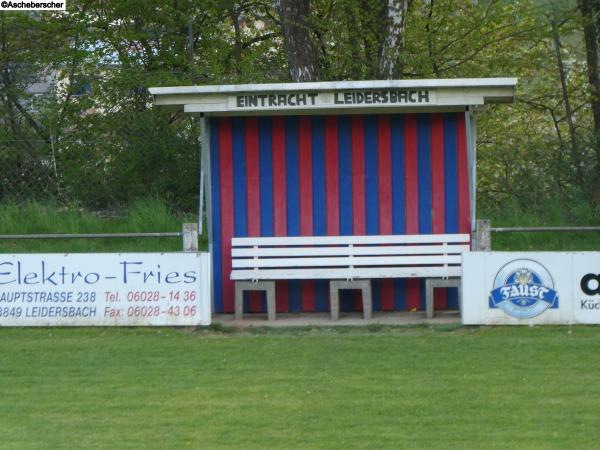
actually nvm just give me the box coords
[227,89,437,112]
[462,252,600,325]
[0,253,211,326]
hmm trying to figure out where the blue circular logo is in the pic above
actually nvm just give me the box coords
[489,259,559,319]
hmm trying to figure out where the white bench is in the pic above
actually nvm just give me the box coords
[230,234,469,321]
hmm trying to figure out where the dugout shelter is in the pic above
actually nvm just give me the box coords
[149,78,517,315]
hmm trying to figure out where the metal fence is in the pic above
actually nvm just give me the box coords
[1,77,200,212]
[0,223,200,252]
[0,113,200,211]
[475,219,600,250]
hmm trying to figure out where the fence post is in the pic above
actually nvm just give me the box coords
[476,219,491,251]
[182,223,198,252]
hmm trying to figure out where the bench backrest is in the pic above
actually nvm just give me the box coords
[231,234,470,281]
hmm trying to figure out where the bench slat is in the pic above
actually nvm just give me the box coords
[232,233,470,247]
[232,254,462,269]
[231,266,462,280]
[232,244,470,258]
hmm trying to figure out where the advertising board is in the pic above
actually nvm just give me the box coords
[462,252,600,325]
[0,252,211,326]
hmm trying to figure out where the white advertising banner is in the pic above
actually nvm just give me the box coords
[462,252,600,325]
[0,253,211,326]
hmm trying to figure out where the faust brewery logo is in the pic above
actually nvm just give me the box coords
[489,259,559,319]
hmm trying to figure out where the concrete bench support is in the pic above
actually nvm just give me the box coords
[425,278,461,319]
[234,281,276,321]
[329,280,372,321]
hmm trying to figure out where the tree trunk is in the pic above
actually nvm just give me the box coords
[425,0,440,77]
[578,0,600,199]
[379,0,409,79]
[551,16,583,187]
[277,0,318,82]
[229,7,243,77]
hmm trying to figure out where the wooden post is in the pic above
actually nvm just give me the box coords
[476,219,491,251]
[182,223,198,252]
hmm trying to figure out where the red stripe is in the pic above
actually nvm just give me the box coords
[404,115,419,235]
[272,117,289,312]
[298,116,315,311]
[245,118,262,313]
[351,115,366,235]
[325,116,339,236]
[430,114,445,234]
[298,117,313,236]
[403,114,420,311]
[272,117,287,237]
[324,116,339,315]
[245,118,261,236]
[351,116,365,310]
[378,116,393,235]
[378,116,394,310]
[457,113,471,236]
[430,114,447,310]
[219,118,235,313]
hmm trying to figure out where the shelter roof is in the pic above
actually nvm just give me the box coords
[149,78,516,115]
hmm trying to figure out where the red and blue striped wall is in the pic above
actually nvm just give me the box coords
[209,113,471,314]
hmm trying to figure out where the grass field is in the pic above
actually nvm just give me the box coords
[1,325,600,449]
[1,200,599,448]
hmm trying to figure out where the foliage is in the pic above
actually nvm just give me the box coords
[1,0,600,216]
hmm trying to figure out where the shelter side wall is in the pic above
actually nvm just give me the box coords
[209,113,470,314]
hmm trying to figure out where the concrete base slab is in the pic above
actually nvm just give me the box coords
[215,311,460,328]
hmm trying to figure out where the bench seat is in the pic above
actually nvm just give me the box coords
[231,233,469,320]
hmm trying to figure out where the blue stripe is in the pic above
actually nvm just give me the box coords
[285,117,301,312]
[314,281,329,312]
[338,116,353,236]
[311,116,328,312]
[312,116,327,236]
[444,113,459,309]
[417,114,432,235]
[394,279,407,310]
[364,116,379,236]
[231,118,249,312]
[417,114,432,310]
[209,118,223,314]
[390,115,407,310]
[337,116,354,310]
[391,115,406,234]
[259,117,274,237]
[364,116,380,311]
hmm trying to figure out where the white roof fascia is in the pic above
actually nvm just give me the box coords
[149,78,517,96]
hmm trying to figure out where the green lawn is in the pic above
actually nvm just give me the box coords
[1,326,600,449]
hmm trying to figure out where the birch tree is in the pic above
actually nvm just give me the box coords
[379,0,410,79]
